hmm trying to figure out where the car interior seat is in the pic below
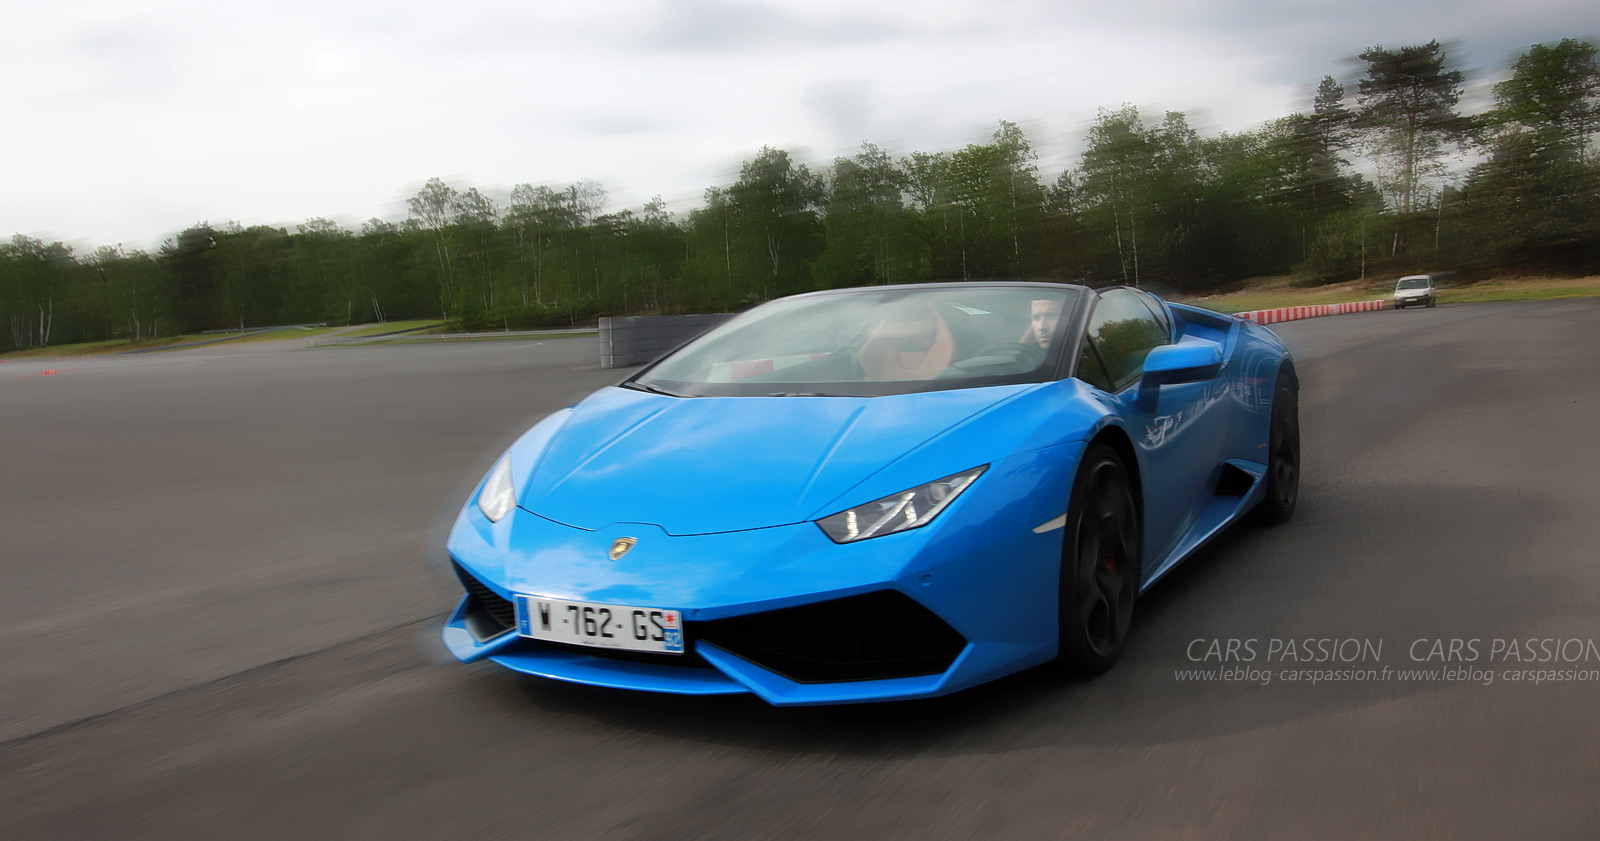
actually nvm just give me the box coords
[857,303,957,381]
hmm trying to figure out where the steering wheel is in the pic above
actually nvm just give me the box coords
[971,342,1046,368]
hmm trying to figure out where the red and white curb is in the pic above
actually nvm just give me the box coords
[1236,299,1386,325]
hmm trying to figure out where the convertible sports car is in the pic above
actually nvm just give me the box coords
[443,282,1298,704]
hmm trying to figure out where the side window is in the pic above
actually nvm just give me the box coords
[1130,288,1172,340]
[1084,289,1169,391]
[1075,340,1115,392]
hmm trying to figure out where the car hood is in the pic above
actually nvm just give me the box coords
[509,384,1033,535]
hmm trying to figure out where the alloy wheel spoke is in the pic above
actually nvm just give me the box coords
[1076,530,1101,589]
[1093,471,1120,520]
[1079,582,1108,632]
[1095,565,1121,609]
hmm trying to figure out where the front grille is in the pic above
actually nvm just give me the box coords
[453,562,516,640]
[695,590,967,684]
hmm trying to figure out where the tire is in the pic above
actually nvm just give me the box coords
[1426,298,1436,308]
[1057,442,1141,675]
[1255,373,1300,525]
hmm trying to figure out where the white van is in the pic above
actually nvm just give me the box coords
[1394,275,1437,309]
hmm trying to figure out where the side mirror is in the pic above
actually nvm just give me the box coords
[1139,343,1223,405]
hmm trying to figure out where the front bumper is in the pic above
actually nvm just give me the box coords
[443,586,984,704]
[442,449,1077,705]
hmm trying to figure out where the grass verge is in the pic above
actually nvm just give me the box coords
[335,320,447,338]
[0,334,218,360]
[225,326,344,344]
[327,330,595,347]
[1437,276,1600,304]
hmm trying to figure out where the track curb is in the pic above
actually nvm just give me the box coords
[1236,299,1387,325]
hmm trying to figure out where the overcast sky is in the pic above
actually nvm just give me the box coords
[4,0,1595,252]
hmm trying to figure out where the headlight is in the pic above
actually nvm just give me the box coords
[477,456,516,523]
[818,466,987,543]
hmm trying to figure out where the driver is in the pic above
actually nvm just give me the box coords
[1022,298,1063,349]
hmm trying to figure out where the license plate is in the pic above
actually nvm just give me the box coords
[514,595,684,655]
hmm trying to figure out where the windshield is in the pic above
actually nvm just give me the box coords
[630,285,1086,397]
[1397,277,1431,289]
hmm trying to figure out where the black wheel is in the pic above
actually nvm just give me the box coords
[1255,373,1300,524]
[1426,298,1436,308]
[1057,443,1141,675]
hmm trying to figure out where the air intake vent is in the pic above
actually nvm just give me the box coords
[453,562,516,641]
[1214,462,1258,497]
[695,590,967,683]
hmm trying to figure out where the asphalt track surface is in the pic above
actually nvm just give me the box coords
[3,300,1598,839]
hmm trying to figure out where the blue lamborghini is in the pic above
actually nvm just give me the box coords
[443,282,1298,704]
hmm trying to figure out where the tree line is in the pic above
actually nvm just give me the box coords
[4,38,1597,352]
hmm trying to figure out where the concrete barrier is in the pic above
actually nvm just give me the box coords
[1236,299,1386,325]
[600,314,733,368]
